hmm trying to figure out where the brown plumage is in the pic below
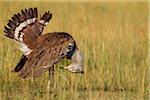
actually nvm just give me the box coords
[4,8,83,79]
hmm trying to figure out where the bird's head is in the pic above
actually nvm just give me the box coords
[64,48,84,74]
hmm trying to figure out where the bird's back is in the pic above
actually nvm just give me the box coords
[37,32,75,47]
[17,32,77,78]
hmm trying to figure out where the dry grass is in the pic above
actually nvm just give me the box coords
[0,1,149,100]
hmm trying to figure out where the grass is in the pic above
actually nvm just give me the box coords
[0,1,149,100]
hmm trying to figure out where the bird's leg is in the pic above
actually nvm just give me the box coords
[47,65,54,99]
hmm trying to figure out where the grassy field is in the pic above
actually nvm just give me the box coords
[0,1,149,100]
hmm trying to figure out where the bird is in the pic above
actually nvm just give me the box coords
[4,7,84,79]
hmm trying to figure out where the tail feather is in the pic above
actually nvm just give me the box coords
[4,8,52,55]
[7,20,16,31]
[33,8,38,18]
[28,8,34,18]
[21,10,29,20]
[11,15,20,26]
[4,8,38,39]
[17,13,25,23]
[4,26,14,38]
[39,11,52,25]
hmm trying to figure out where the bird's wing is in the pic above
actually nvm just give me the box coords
[17,34,75,78]
[4,8,52,55]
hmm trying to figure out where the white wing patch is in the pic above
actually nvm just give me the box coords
[14,18,37,42]
[19,42,32,55]
[39,20,48,26]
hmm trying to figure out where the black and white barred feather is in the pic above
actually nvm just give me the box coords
[4,8,52,55]
[4,8,52,52]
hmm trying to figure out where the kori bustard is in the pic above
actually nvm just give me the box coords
[4,8,84,80]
